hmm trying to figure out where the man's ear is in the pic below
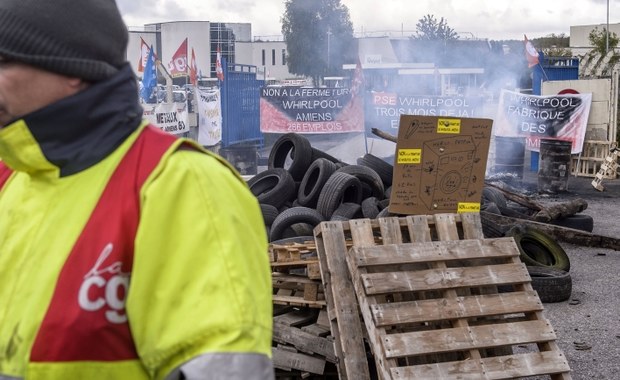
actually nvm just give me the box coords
[67,77,89,91]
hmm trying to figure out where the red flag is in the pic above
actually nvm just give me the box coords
[215,45,224,81]
[189,47,198,86]
[137,37,150,73]
[168,38,188,78]
[524,34,540,68]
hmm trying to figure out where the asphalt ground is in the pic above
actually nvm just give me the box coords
[494,169,620,380]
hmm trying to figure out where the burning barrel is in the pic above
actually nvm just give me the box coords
[493,136,525,178]
[538,139,572,193]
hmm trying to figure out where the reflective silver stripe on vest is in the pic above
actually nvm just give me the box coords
[0,375,22,380]
[165,353,274,380]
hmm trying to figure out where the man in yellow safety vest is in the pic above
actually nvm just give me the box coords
[0,1,273,379]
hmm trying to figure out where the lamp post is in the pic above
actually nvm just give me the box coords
[606,0,610,54]
[327,29,332,73]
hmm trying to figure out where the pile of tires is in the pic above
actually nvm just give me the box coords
[252,135,573,303]
[247,133,395,242]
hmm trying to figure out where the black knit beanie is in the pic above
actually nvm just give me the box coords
[0,0,128,81]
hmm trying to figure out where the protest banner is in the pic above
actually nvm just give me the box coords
[196,88,222,146]
[142,102,189,135]
[260,86,364,134]
[366,92,483,135]
[494,89,592,154]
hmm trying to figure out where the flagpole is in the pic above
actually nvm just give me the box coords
[155,59,160,104]
[185,39,189,89]
[537,61,549,81]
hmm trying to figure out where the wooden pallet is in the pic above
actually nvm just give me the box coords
[272,309,339,379]
[572,140,617,179]
[270,240,322,280]
[314,213,571,380]
[591,146,619,191]
[272,273,326,308]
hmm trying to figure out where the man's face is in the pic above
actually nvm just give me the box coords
[0,57,84,127]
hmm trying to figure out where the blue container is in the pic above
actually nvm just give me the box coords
[531,151,539,172]
[532,53,579,95]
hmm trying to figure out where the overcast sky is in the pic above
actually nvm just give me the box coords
[117,0,618,41]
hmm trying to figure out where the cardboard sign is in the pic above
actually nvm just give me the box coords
[389,115,493,215]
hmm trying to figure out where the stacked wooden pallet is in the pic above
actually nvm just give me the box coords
[272,307,338,379]
[313,213,572,380]
[270,239,324,309]
[269,239,339,379]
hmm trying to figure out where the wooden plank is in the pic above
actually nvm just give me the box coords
[272,273,318,284]
[314,221,371,380]
[361,262,529,294]
[482,351,571,380]
[405,215,433,242]
[272,294,326,308]
[303,283,319,301]
[390,350,571,380]
[377,216,403,245]
[273,309,319,327]
[272,346,326,375]
[424,214,484,365]
[460,212,485,239]
[481,210,620,251]
[382,319,556,358]
[314,224,347,380]
[347,218,399,380]
[352,237,519,267]
[271,259,319,268]
[433,213,461,241]
[272,323,337,362]
[372,290,543,327]
[300,323,331,337]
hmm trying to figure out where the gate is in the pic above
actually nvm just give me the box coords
[220,58,264,147]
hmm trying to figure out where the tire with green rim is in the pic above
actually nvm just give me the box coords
[506,226,570,272]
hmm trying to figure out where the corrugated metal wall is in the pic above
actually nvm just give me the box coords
[532,54,579,95]
[220,58,264,147]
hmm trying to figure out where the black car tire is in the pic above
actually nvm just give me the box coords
[297,158,338,208]
[269,207,325,242]
[527,266,572,303]
[316,172,363,219]
[550,214,594,233]
[357,153,394,187]
[268,133,313,181]
[247,168,296,209]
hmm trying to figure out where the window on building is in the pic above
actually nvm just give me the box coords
[282,49,286,65]
[209,23,236,77]
[272,49,276,66]
[262,49,265,66]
